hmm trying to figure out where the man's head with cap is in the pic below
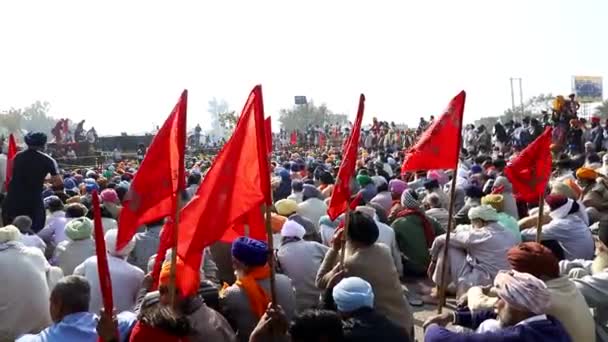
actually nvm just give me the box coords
[332,277,375,315]
[400,189,420,209]
[231,237,269,272]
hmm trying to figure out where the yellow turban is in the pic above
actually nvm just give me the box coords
[481,194,504,212]
[576,167,598,181]
[275,199,298,217]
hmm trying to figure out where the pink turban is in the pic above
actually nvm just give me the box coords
[388,179,407,196]
[494,270,550,314]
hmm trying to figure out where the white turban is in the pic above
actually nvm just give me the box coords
[332,277,375,312]
[104,229,135,257]
[0,225,21,243]
[468,205,498,222]
[494,270,550,314]
[280,220,306,239]
[355,206,376,220]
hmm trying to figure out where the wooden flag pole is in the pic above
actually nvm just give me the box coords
[536,193,545,243]
[265,155,278,305]
[340,204,351,267]
[168,195,181,308]
[436,167,459,314]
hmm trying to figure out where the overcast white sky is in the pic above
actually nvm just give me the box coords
[0,0,606,135]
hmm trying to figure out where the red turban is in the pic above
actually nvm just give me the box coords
[507,242,559,279]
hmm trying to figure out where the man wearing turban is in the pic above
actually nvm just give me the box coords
[561,219,608,340]
[391,189,444,277]
[276,220,328,311]
[576,167,608,224]
[331,277,410,341]
[220,237,296,342]
[2,132,61,232]
[481,194,521,242]
[521,194,594,260]
[73,229,144,314]
[466,242,595,342]
[424,271,571,341]
[426,205,518,303]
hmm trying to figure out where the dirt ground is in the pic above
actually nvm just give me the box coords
[404,278,455,342]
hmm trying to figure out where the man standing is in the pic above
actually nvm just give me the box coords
[3,132,60,232]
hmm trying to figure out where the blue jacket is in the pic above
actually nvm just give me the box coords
[425,310,572,342]
[17,311,136,342]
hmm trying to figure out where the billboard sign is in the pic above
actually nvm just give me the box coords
[294,96,307,105]
[572,76,603,103]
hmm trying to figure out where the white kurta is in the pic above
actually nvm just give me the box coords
[0,242,54,341]
[74,254,145,314]
[430,222,518,291]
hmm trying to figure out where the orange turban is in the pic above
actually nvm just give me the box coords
[564,179,583,200]
[576,167,598,181]
[159,258,200,298]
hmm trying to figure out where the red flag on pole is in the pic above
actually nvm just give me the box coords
[117,90,187,250]
[504,127,553,202]
[290,131,297,145]
[327,94,365,220]
[401,91,466,173]
[170,85,270,273]
[91,190,115,320]
[5,134,17,190]
[264,117,272,154]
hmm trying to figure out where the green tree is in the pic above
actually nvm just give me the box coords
[22,101,57,134]
[218,111,238,132]
[595,99,608,119]
[0,101,58,136]
[0,109,23,133]
[278,101,347,132]
[208,97,230,137]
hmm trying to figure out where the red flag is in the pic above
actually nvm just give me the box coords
[5,134,17,190]
[401,91,466,173]
[264,117,272,154]
[327,94,365,220]
[91,190,115,321]
[220,206,267,243]
[504,127,553,202]
[172,85,270,270]
[290,131,297,145]
[117,90,187,250]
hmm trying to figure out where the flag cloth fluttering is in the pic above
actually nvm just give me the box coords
[504,127,553,202]
[5,134,17,190]
[91,190,115,317]
[401,91,466,173]
[264,117,272,154]
[169,85,270,277]
[327,94,365,220]
[116,90,187,250]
